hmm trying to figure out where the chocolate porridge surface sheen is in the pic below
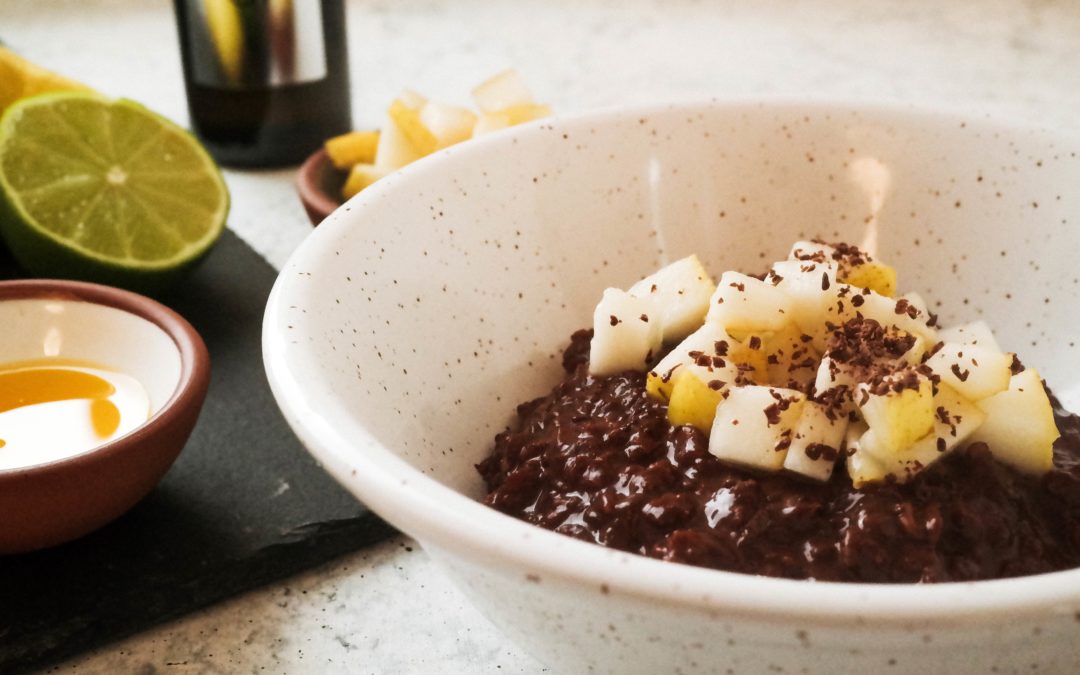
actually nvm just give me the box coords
[477,329,1080,583]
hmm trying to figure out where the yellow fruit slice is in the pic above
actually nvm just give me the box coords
[419,101,477,149]
[324,130,380,170]
[667,371,724,432]
[969,368,1059,475]
[0,47,90,115]
[841,261,897,297]
[471,69,534,113]
[342,163,390,200]
[388,97,438,157]
[728,335,768,384]
[472,104,552,136]
[646,370,674,402]
[857,376,935,454]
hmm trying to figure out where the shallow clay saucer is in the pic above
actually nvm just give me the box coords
[0,279,209,554]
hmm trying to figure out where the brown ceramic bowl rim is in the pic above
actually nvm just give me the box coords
[0,278,209,477]
[296,147,343,224]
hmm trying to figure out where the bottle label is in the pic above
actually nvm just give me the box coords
[179,0,328,89]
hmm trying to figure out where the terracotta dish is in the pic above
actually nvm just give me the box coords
[0,279,210,553]
[296,148,346,225]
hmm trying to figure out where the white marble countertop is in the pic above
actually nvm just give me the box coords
[5,0,1080,672]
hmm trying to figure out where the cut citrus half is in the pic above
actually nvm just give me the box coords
[0,92,228,291]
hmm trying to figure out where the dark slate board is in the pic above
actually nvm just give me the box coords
[0,230,396,674]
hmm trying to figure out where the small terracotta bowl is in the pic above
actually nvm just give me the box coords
[296,148,346,225]
[0,279,210,554]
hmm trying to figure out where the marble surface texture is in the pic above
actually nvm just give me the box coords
[3,0,1079,673]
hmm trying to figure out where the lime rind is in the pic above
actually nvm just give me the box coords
[0,92,228,287]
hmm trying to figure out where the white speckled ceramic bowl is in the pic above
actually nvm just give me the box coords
[264,101,1080,674]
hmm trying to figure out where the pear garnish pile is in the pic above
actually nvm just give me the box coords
[588,241,1059,486]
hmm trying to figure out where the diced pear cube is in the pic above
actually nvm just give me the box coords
[324,130,380,169]
[771,258,840,282]
[926,342,1011,400]
[419,101,477,149]
[856,374,935,454]
[847,450,889,487]
[851,287,937,344]
[840,261,897,297]
[374,113,422,169]
[900,334,927,365]
[727,333,770,384]
[969,368,1059,475]
[707,271,792,334]
[667,371,725,432]
[900,291,930,317]
[788,240,837,263]
[842,422,888,487]
[342,163,390,200]
[859,428,944,483]
[472,104,553,136]
[770,260,841,352]
[471,69,535,113]
[647,323,739,401]
[628,255,716,341]
[859,383,986,481]
[398,88,428,109]
[589,289,662,376]
[388,96,438,156]
[759,322,820,390]
[709,386,806,471]
[813,355,853,397]
[927,383,986,450]
[783,401,848,481]
[938,321,1002,353]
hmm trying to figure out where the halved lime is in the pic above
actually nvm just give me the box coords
[0,92,228,291]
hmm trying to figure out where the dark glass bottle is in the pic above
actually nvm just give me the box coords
[173,0,352,167]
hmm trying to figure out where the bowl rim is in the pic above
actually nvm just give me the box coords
[264,98,1080,626]
[0,278,209,477]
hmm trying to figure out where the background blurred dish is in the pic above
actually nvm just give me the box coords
[264,101,1080,674]
[296,148,346,226]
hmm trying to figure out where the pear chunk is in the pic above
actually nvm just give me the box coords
[859,383,986,481]
[783,401,848,481]
[756,322,819,391]
[646,323,739,401]
[855,372,935,454]
[342,163,391,199]
[842,261,897,297]
[769,260,841,352]
[472,104,553,136]
[374,112,423,169]
[667,371,726,432]
[325,130,380,169]
[707,271,792,334]
[387,93,438,156]
[926,342,1011,400]
[628,255,716,341]
[847,287,937,344]
[589,289,662,376]
[471,69,534,113]
[938,321,1002,353]
[969,368,1059,475]
[709,386,806,471]
[419,101,477,149]
[844,422,888,488]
